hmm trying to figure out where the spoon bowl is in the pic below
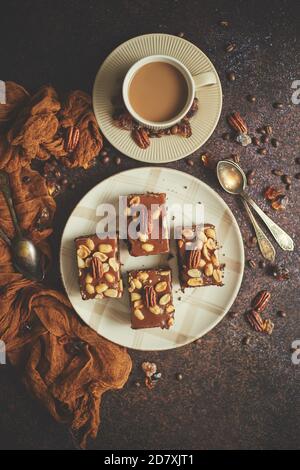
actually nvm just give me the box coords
[217,160,246,195]
[0,170,46,282]
[12,237,45,282]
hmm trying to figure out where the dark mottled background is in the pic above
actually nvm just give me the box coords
[0,0,299,450]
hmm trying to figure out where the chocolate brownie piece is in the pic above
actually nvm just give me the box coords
[176,224,224,289]
[128,268,175,329]
[75,233,123,300]
[125,192,169,256]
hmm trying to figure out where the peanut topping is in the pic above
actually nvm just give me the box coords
[205,227,216,240]
[204,263,213,277]
[108,257,119,272]
[104,288,119,298]
[86,238,95,251]
[77,245,91,259]
[105,273,115,283]
[155,281,168,292]
[142,243,154,252]
[187,277,203,287]
[187,268,201,278]
[134,309,145,320]
[212,269,222,284]
[129,196,141,206]
[96,283,108,294]
[86,283,95,295]
[159,294,171,306]
[131,292,142,301]
[99,243,113,254]
[93,252,108,262]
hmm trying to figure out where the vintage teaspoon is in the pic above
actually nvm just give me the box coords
[216,160,294,252]
[0,171,45,281]
[216,162,275,260]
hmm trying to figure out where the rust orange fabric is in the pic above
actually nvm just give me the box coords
[0,82,132,448]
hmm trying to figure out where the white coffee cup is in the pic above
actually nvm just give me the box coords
[122,55,217,131]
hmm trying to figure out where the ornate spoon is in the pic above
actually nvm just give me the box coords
[217,160,294,253]
[0,171,45,281]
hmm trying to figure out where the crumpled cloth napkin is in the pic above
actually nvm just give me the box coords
[0,82,132,449]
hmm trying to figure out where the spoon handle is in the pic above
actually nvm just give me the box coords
[242,192,294,251]
[0,171,22,238]
[241,199,276,262]
[0,227,11,246]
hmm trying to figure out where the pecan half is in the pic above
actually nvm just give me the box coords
[65,126,80,152]
[247,310,264,332]
[91,257,104,281]
[188,249,201,269]
[132,128,150,149]
[252,290,271,313]
[227,112,248,134]
[144,285,157,308]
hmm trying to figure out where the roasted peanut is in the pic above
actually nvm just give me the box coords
[205,227,216,240]
[142,243,154,252]
[204,263,213,277]
[133,278,143,289]
[86,283,95,294]
[104,288,118,298]
[134,309,145,320]
[155,281,167,292]
[86,238,95,251]
[159,294,171,305]
[166,304,175,313]
[93,252,108,262]
[129,196,140,206]
[131,292,142,301]
[99,244,113,254]
[213,269,222,283]
[105,273,115,283]
[77,256,85,268]
[77,245,91,259]
[187,277,203,287]
[206,238,216,250]
[85,273,93,284]
[138,271,149,282]
[149,305,162,315]
[96,283,108,294]
[187,268,201,278]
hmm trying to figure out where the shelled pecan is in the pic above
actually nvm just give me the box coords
[91,257,104,281]
[252,290,271,313]
[132,128,150,149]
[188,249,201,269]
[227,112,248,134]
[140,207,153,235]
[247,310,265,332]
[144,285,157,308]
[65,126,80,152]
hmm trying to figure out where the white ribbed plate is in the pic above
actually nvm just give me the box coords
[93,34,222,163]
[60,168,244,351]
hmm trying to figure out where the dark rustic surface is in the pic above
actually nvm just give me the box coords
[0,0,299,450]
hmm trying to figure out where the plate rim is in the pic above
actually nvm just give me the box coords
[59,167,244,351]
[92,33,223,163]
